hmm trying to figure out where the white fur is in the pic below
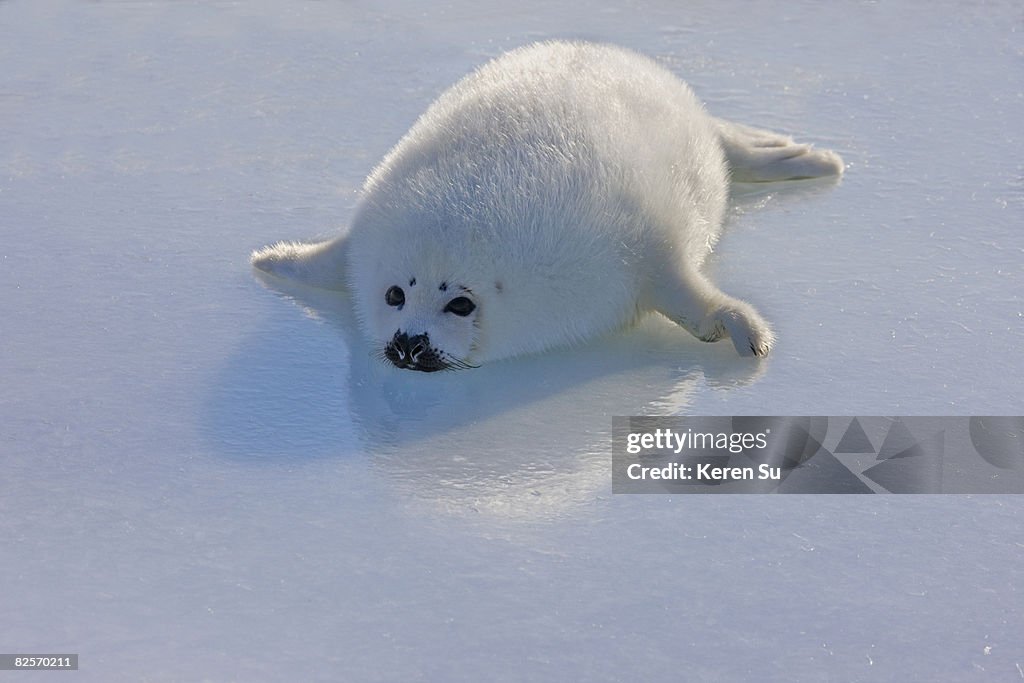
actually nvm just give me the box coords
[252,41,843,370]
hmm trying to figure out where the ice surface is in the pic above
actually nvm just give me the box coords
[2,1,1022,681]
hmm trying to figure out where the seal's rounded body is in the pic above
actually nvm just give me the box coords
[253,42,843,371]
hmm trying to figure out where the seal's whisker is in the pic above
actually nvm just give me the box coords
[443,355,479,371]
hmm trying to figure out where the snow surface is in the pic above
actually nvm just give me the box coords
[2,1,1022,680]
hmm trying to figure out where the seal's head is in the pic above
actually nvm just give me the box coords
[370,274,481,372]
[345,195,518,372]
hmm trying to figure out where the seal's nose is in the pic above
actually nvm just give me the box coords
[391,331,429,364]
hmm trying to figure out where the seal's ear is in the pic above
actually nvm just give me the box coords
[250,232,349,291]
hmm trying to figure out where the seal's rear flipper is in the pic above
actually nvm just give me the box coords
[250,235,348,290]
[717,120,844,183]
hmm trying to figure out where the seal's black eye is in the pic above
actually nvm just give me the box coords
[385,285,405,308]
[444,296,475,317]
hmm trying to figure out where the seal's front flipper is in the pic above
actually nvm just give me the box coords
[696,303,776,357]
[250,234,349,291]
[648,267,775,358]
[717,120,844,182]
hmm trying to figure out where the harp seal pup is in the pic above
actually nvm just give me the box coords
[252,41,843,372]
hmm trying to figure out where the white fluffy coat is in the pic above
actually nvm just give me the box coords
[252,41,843,370]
